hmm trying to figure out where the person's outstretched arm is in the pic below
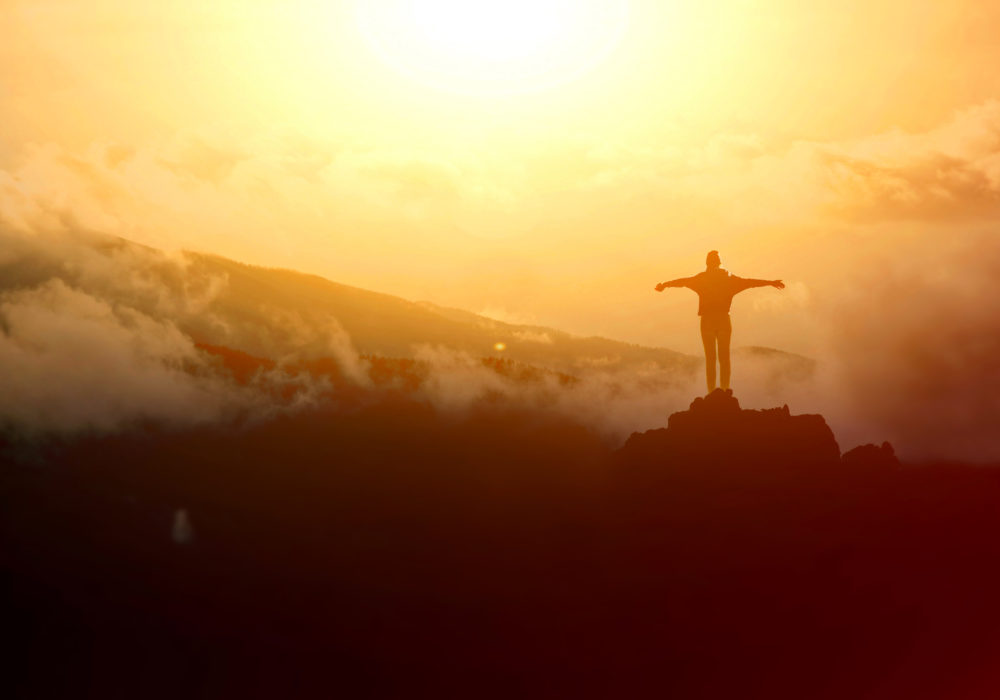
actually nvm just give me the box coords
[733,277,785,293]
[655,276,695,292]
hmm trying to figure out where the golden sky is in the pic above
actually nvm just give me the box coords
[2,0,1000,358]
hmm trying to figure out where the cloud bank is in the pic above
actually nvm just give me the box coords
[0,228,356,436]
[818,231,1000,460]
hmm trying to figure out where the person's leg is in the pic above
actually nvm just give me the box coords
[700,316,717,393]
[718,314,732,390]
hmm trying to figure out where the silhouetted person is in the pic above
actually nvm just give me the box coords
[656,251,784,394]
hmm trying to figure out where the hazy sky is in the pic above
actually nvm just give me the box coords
[2,0,999,356]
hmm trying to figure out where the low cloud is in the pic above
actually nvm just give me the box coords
[0,227,367,437]
[0,278,237,434]
[817,231,1000,461]
[412,343,700,442]
[478,307,540,326]
[512,329,553,344]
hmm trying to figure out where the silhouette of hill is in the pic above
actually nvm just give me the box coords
[5,387,1000,699]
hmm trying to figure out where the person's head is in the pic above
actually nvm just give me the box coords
[706,250,721,269]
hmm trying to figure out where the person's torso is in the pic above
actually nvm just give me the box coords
[690,269,739,316]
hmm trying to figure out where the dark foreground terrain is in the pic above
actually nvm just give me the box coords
[4,390,1000,699]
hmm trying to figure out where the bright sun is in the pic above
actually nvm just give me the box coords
[357,0,629,95]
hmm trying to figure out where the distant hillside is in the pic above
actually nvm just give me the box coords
[180,253,812,380]
[182,252,699,374]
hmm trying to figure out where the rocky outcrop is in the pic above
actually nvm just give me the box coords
[841,441,900,470]
[616,389,891,479]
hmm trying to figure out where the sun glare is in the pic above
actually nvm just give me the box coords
[357,0,629,95]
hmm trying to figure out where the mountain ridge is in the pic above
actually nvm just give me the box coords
[180,247,813,383]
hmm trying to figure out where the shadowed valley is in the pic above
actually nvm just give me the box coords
[5,387,1000,699]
